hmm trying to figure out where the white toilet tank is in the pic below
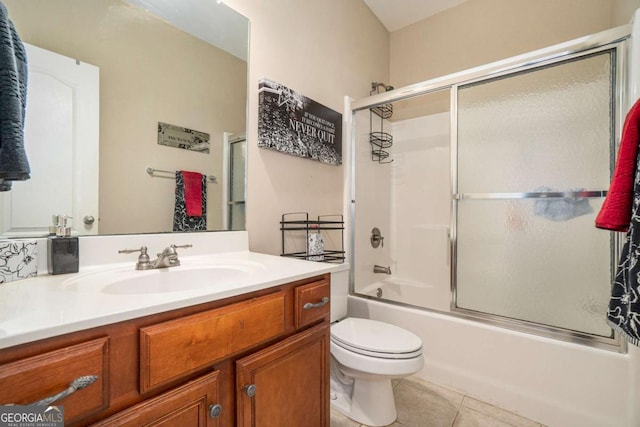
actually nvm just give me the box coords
[330,269,349,322]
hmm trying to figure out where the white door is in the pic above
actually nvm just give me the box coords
[1,43,99,236]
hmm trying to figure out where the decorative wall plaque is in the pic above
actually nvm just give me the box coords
[258,79,342,165]
[158,122,210,154]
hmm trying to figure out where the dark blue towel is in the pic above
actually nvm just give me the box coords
[0,1,29,191]
[608,157,640,347]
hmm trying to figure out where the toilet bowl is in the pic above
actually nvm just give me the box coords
[330,317,424,426]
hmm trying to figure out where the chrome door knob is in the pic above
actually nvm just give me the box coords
[245,384,256,397]
[208,403,222,418]
[83,215,95,225]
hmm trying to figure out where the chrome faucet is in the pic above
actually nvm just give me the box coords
[152,244,192,268]
[373,264,391,274]
[119,244,192,270]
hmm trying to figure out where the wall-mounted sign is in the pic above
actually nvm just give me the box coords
[157,122,210,154]
[258,79,342,165]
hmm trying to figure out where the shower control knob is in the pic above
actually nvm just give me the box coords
[245,384,256,398]
[371,227,384,248]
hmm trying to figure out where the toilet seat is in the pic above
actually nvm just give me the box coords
[331,318,422,360]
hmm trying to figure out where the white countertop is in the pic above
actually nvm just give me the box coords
[0,250,347,350]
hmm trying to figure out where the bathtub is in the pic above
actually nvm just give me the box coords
[347,292,640,427]
[359,277,433,306]
[358,275,451,313]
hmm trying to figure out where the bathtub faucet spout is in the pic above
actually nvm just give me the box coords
[373,265,391,274]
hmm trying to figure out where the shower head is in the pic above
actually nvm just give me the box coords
[371,82,394,94]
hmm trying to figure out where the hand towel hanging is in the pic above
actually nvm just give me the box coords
[604,100,640,347]
[173,170,207,232]
[595,98,640,231]
[182,170,203,217]
[0,1,30,190]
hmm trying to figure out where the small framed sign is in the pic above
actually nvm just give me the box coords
[158,122,210,154]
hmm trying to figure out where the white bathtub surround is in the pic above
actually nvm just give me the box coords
[353,112,451,313]
[348,295,640,427]
[0,239,37,283]
[0,230,348,349]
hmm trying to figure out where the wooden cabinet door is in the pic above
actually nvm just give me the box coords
[236,323,329,427]
[91,371,221,427]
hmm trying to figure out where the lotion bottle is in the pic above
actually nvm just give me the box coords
[47,215,79,275]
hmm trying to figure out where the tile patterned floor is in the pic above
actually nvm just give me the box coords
[330,376,546,427]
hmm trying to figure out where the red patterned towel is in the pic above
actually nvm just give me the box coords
[596,99,640,232]
[181,171,203,217]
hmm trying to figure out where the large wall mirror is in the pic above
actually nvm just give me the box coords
[3,0,248,237]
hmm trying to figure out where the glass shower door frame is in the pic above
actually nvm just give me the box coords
[450,41,627,351]
[348,23,631,352]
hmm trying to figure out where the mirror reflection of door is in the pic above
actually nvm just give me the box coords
[226,136,246,231]
[1,44,99,237]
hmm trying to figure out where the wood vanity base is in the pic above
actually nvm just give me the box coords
[0,274,331,426]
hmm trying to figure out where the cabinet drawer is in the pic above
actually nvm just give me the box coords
[0,337,109,425]
[294,278,330,328]
[140,291,285,392]
[92,370,220,427]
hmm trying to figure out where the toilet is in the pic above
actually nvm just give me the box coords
[330,270,424,426]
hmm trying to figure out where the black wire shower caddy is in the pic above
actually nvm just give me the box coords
[369,82,394,163]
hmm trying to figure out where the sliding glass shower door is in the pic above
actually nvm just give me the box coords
[454,48,619,341]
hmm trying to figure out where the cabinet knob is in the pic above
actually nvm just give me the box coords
[245,384,256,398]
[208,403,222,418]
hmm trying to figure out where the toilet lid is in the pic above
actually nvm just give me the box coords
[331,318,422,357]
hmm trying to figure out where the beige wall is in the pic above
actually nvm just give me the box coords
[612,0,640,26]
[224,0,389,254]
[390,0,620,90]
[6,0,247,234]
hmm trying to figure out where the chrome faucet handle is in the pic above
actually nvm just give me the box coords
[171,244,193,250]
[118,246,147,254]
[118,246,152,270]
[160,244,192,258]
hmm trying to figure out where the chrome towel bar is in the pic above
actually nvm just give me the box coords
[146,167,217,183]
[454,190,607,200]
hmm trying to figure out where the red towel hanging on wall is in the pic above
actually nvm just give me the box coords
[181,170,203,217]
[596,98,640,232]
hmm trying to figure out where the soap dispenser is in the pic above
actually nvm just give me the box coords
[47,215,79,275]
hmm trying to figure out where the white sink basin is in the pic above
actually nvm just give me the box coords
[63,261,264,295]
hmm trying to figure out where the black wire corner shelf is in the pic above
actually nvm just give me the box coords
[280,212,345,263]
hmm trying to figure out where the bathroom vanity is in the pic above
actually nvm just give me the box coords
[0,232,342,426]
